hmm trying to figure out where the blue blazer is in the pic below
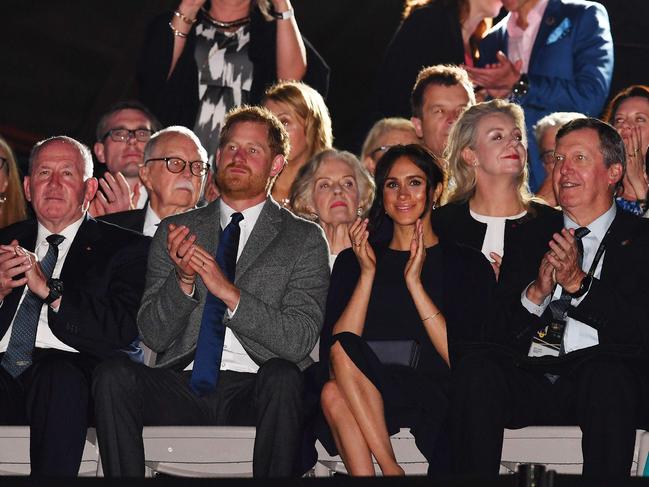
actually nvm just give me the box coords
[478,0,614,191]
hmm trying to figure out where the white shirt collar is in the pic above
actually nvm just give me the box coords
[507,0,549,36]
[36,213,85,250]
[142,203,162,237]
[219,199,266,231]
[563,203,617,242]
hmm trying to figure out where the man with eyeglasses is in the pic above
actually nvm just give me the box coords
[92,101,162,217]
[100,126,208,237]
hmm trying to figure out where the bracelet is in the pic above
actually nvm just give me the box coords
[422,310,442,323]
[168,21,189,38]
[175,269,195,285]
[173,10,197,24]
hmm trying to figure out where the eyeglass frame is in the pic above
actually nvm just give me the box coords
[144,157,210,177]
[102,128,154,143]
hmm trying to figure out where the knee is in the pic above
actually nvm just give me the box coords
[92,356,138,402]
[257,358,303,397]
[320,380,346,420]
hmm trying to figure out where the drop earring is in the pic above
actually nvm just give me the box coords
[356,207,363,217]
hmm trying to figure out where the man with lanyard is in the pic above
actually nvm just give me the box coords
[450,118,649,478]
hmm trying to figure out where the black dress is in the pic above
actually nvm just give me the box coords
[315,242,496,464]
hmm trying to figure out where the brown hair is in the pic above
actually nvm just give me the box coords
[411,65,475,119]
[263,81,333,161]
[603,85,649,124]
[218,105,291,158]
[0,135,28,228]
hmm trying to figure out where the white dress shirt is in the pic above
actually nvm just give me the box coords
[507,0,549,73]
[185,199,266,374]
[522,204,617,354]
[0,215,86,354]
[142,203,162,237]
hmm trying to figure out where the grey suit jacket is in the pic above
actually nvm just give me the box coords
[138,197,330,371]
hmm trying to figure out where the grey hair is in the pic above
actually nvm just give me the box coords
[289,149,376,220]
[360,117,418,162]
[534,112,586,147]
[29,136,94,181]
[143,126,209,164]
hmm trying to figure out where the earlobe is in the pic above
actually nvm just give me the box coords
[84,177,99,205]
[23,177,31,202]
[270,155,286,177]
[462,147,477,166]
[94,142,106,164]
[411,117,424,138]
[609,162,623,185]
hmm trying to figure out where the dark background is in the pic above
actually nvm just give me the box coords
[2,0,648,169]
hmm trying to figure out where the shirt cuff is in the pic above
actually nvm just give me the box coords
[521,282,551,316]
[227,299,240,318]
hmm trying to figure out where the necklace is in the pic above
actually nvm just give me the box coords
[200,7,251,29]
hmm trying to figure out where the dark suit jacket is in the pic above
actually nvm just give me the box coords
[99,208,146,234]
[498,209,649,368]
[0,216,151,359]
[478,0,614,190]
[372,0,465,120]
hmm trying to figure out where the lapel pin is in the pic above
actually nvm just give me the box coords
[621,239,631,246]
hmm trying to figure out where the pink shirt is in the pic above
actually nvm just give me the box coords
[506,0,549,73]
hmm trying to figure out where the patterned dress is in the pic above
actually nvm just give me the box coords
[193,19,254,162]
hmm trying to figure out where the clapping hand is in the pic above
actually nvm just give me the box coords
[465,51,522,95]
[545,228,585,293]
[404,219,426,288]
[0,241,29,300]
[349,218,375,275]
[89,172,133,217]
[167,223,198,283]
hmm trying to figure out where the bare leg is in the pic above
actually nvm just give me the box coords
[321,380,375,475]
[329,342,404,476]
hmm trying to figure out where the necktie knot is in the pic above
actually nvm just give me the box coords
[574,227,590,240]
[230,212,244,226]
[46,234,65,247]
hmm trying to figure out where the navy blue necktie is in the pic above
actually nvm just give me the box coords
[190,213,244,396]
[2,234,65,378]
[549,227,590,321]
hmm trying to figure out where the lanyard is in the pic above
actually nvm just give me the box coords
[582,229,609,278]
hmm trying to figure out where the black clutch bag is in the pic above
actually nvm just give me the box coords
[366,339,421,368]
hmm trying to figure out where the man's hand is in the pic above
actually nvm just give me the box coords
[546,229,586,294]
[89,172,133,217]
[526,252,556,305]
[188,244,240,311]
[0,240,30,301]
[465,51,522,93]
[167,224,198,289]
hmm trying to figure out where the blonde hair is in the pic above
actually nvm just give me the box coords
[263,81,333,161]
[444,99,534,206]
[289,149,375,221]
[0,135,28,228]
[360,118,418,162]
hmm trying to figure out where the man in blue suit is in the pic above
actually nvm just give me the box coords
[466,0,613,192]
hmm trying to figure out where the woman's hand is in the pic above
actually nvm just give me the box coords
[489,252,502,281]
[622,125,648,200]
[349,218,375,275]
[177,0,207,17]
[404,219,426,289]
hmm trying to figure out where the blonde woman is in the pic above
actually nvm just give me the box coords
[263,81,333,208]
[434,99,557,278]
[360,118,420,175]
[290,149,374,268]
[0,135,27,229]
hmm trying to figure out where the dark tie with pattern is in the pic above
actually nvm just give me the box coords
[549,227,591,321]
[2,234,65,378]
[190,213,244,396]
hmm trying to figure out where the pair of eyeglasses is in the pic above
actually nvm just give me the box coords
[0,157,6,170]
[145,157,210,177]
[369,145,394,160]
[102,128,153,143]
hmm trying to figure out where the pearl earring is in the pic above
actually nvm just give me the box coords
[356,207,363,217]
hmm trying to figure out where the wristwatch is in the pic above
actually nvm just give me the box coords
[510,73,529,99]
[44,278,64,305]
[272,7,294,20]
[568,274,592,299]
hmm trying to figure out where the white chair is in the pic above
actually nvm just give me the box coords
[0,426,100,476]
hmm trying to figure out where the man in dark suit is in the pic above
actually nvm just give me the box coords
[93,106,330,477]
[466,0,614,191]
[100,126,208,236]
[451,118,649,478]
[0,136,149,476]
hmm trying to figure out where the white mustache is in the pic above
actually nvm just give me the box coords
[173,180,196,192]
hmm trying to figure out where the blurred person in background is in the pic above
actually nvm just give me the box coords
[360,118,420,175]
[0,135,28,229]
